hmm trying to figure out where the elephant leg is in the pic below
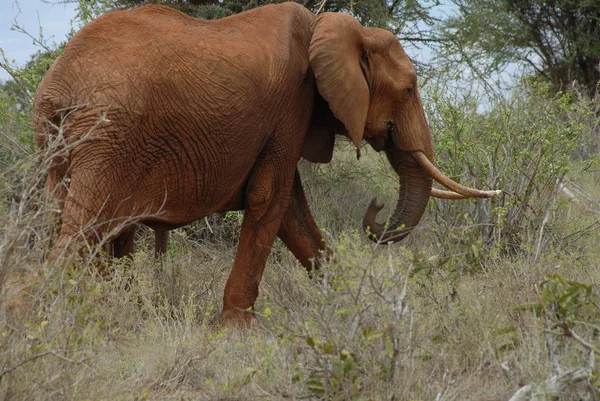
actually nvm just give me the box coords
[111,225,137,258]
[51,213,131,266]
[277,169,328,272]
[50,221,105,266]
[48,170,133,265]
[154,229,169,259]
[48,195,99,263]
[220,156,293,327]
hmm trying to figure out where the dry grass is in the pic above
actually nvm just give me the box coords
[1,73,599,399]
[1,141,598,400]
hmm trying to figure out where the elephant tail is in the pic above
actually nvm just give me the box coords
[33,84,69,151]
[32,84,73,227]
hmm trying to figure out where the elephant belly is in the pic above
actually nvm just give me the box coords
[142,188,245,232]
[128,128,258,227]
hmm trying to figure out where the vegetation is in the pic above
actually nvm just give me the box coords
[438,0,600,96]
[1,1,599,399]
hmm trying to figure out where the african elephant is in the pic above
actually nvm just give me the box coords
[34,3,498,326]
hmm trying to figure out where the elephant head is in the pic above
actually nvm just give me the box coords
[307,13,499,243]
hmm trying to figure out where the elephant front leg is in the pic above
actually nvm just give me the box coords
[277,169,329,272]
[220,160,293,327]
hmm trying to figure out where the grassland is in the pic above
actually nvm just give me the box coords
[1,76,599,400]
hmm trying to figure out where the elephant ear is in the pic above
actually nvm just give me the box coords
[301,126,336,163]
[309,12,369,151]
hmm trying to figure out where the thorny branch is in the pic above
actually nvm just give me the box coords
[0,350,91,384]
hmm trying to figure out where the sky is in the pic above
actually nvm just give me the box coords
[0,0,447,79]
[0,0,77,81]
[0,0,517,101]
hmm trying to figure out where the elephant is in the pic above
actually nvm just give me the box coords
[33,3,499,326]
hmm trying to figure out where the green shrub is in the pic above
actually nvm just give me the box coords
[425,79,598,261]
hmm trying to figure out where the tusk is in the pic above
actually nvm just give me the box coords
[431,188,469,199]
[413,151,502,198]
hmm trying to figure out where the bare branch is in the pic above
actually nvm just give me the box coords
[508,366,592,401]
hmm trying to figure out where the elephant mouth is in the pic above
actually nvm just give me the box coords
[367,135,394,152]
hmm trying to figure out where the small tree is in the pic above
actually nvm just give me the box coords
[439,0,600,96]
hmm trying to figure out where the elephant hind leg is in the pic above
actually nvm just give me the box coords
[220,153,294,327]
[154,229,169,260]
[110,225,137,258]
[277,169,328,273]
[50,217,138,271]
[47,170,139,265]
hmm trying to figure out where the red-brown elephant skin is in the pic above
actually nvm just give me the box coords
[33,3,498,327]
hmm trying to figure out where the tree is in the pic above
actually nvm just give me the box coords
[439,0,600,96]
[72,0,442,68]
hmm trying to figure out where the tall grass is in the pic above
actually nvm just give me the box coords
[1,64,599,400]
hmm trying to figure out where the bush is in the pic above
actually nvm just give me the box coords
[424,79,598,261]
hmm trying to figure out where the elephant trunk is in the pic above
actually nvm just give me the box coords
[362,149,432,243]
[361,88,501,244]
[362,148,503,243]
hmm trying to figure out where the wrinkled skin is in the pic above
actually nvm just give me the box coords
[34,3,491,326]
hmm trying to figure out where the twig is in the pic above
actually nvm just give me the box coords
[204,216,213,234]
[0,350,91,383]
[569,182,600,208]
[0,351,53,382]
[314,0,327,15]
[11,19,56,54]
[549,325,600,356]
[534,206,550,262]
[559,182,600,213]
[562,218,600,240]
[508,366,592,401]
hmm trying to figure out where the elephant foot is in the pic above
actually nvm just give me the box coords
[218,308,258,329]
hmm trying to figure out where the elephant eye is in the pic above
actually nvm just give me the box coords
[360,52,370,70]
[406,86,414,95]
[386,121,396,134]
